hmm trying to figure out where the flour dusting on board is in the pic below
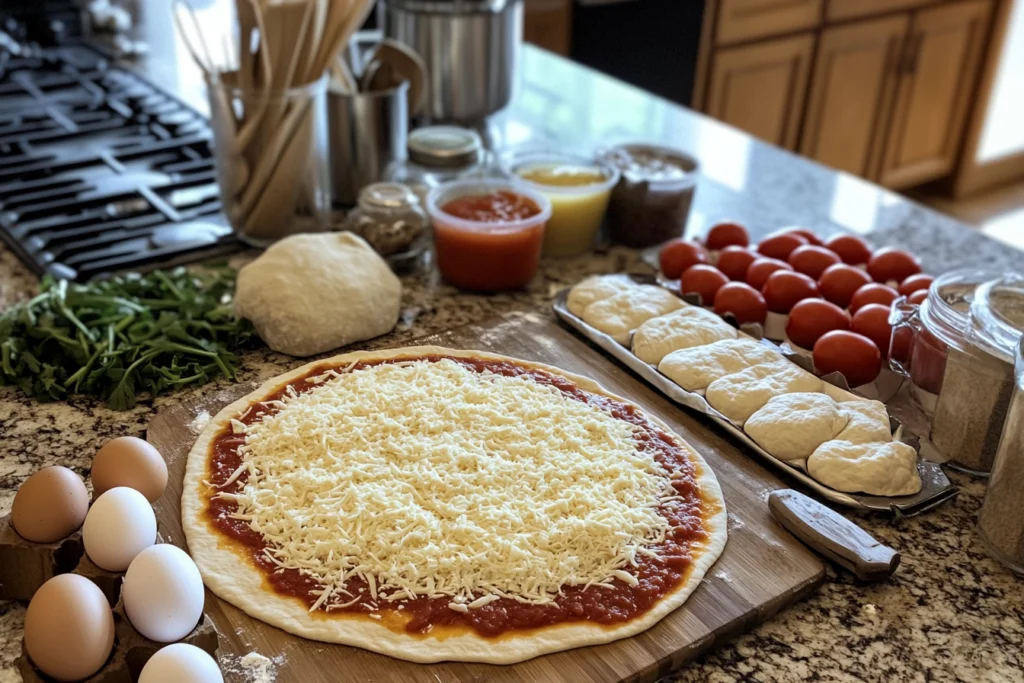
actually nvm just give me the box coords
[220,652,284,683]
[189,410,211,432]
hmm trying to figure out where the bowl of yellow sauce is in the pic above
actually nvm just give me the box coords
[507,152,620,256]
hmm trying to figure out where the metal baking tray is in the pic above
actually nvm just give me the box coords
[553,280,958,516]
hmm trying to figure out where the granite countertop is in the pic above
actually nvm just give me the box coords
[2,14,1024,683]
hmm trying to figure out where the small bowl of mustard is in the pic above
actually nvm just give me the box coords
[504,151,620,257]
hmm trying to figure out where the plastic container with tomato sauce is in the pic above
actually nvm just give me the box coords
[426,180,552,292]
[891,270,1024,474]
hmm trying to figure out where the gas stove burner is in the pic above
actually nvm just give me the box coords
[0,41,241,280]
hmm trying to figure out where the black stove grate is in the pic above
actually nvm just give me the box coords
[0,42,242,281]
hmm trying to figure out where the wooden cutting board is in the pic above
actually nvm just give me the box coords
[147,312,825,683]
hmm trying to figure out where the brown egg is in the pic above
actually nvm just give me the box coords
[91,436,168,503]
[24,574,115,681]
[11,466,89,543]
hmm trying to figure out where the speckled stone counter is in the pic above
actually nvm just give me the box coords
[2,28,1024,683]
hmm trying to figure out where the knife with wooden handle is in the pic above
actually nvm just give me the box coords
[768,489,900,582]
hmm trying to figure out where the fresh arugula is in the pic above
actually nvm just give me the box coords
[0,268,255,410]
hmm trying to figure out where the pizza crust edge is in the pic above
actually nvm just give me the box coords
[181,345,728,664]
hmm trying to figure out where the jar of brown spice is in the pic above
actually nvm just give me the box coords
[597,144,698,248]
[978,336,1024,574]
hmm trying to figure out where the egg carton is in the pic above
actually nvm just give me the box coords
[16,603,219,683]
[1,515,221,681]
[0,515,84,602]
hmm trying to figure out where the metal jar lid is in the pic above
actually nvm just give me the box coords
[358,182,421,211]
[407,126,483,169]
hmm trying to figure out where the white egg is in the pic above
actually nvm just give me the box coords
[123,544,205,642]
[139,643,223,683]
[82,487,156,571]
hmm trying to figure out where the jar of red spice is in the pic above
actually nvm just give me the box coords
[891,270,1024,474]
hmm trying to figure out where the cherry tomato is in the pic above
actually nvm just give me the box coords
[713,282,767,325]
[681,264,729,305]
[867,247,921,284]
[825,234,873,266]
[761,270,820,314]
[659,239,708,279]
[850,283,899,313]
[851,304,895,358]
[788,245,841,279]
[757,233,808,261]
[908,289,928,306]
[746,257,793,290]
[813,330,882,387]
[778,227,825,247]
[786,299,851,349]
[706,221,750,250]
[818,264,873,309]
[899,273,933,296]
[717,246,759,281]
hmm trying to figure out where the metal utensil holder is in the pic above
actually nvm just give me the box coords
[327,81,409,207]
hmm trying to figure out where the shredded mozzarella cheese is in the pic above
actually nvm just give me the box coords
[217,358,675,612]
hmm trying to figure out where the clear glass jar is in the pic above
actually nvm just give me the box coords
[207,75,330,246]
[891,271,1024,474]
[386,126,492,204]
[341,183,429,268]
[978,336,1024,574]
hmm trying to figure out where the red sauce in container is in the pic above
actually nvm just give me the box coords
[428,181,551,292]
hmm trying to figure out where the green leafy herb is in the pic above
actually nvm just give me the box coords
[0,268,255,410]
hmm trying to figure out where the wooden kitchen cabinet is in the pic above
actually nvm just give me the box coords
[523,0,571,56]
[800,16,908,177]
[878,0,993,188]
[705,34,816,150]
[717,0,823,44]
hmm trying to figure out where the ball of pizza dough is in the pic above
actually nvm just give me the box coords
[234,233,401,357]
[744,392,848,463]
[807,440,922,497]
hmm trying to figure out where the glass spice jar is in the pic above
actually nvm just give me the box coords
[891,271,1024,474]
[386,125,492,205]
[341,183,429,269]
[978,336,1024,575]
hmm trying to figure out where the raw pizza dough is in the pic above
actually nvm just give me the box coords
[705,362,823,424]
[834,400,893,444]
[181,347,727,664]
[566,274,635,316]
[658,338,785,392]
[807,440,922,497]
[234,232,401,357]
[744,393,848,463]
[632,307,738,365]
[580,285,685,344]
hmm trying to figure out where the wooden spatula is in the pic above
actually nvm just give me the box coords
[769,489,900,582]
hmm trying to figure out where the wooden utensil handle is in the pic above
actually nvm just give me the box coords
[768,489,900,582]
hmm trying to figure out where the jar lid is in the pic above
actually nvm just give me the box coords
[598,143,697,187]
[919,269,996,348]
[969,274,1024,363]
[359,182,420,210]
[408,126,483,169]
